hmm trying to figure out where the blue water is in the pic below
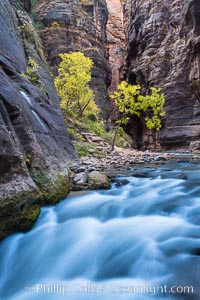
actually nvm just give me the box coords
[0,164,200,300]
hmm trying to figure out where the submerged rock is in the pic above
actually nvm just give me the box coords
[177,173,187,180]
[154,156,167,162]
[132,173,149,178]
[115,179,129,187]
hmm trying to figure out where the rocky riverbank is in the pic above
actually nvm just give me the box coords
[70,148,200,191]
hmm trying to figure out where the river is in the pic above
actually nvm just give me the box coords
[0,162,200,300]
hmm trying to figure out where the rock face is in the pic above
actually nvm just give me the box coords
[184,0,200,148]
[0,0,77,239]
[106,0,126,92]
[34,0,112,119]
[185,0,200,100]
[126,0,200,150]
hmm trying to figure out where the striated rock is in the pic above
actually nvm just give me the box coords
[33,0,112,119]
[0,0,77,239]
[184,0,200,149]
[106,0,126,92]
[126,0,200,150]
[185,0,200,101]
[10,0,31,12]
[88,171,110,189]
[105,0,127,123]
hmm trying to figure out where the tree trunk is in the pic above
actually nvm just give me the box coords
[111,125,120,151]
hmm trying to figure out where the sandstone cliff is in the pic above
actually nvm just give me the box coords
[185,0,200,151]
[31,0,200,150]
[33,0,112,119]
[126,0,200,150]
[0,0,77,239]
[106,0,126,92]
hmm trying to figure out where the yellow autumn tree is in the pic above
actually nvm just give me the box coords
[110,81,165,149]
[111,81,165,129]
[54,52,99,118]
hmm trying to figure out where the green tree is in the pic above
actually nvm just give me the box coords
[110,81,165,150]
[54,52,99,118]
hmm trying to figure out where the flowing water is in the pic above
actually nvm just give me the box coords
[1,163,200,300]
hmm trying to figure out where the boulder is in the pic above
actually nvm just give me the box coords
[88,171,110,190]
[132,173,149,178]
[73,172,88,185]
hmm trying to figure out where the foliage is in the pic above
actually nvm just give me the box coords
[27,59,38,75]
[49,21,61,29]
[74,144,90,157]
[27,59,38,70]
[19,23,36,43]
[83,118,106,136]
[77,116,129,147]
[19,23,45,61]
[54,52,99,118]
[31,0,38,8]
[110,81,165,131]
[80,0,94,4]
[26,59,39,83]
[25,154,32,168]
[21,59,39,83]
[67,127,83,141]
[66,116,130,157]
[21,59,44,92]
[34,22,45,30]
[86,113,98,122]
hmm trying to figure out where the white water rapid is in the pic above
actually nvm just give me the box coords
[0,163,200,300]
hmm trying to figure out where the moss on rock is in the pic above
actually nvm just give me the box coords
[19,204,40,231]
[30,169,71,204]
[0,204,40,240]
[0,170,71,240]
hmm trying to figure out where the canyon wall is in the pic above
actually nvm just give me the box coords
[185,0,200,99]
[0,0,77,239]
[32,0,200,150]
[34,0,112,119]
[106,0,126,92]
[127,0,200,150]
